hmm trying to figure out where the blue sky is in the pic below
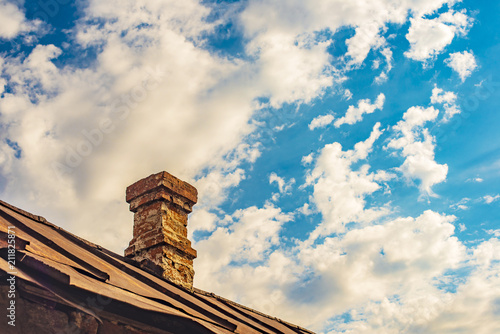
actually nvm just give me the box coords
[0,0,499,332]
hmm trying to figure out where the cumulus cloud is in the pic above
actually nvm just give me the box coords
[240,0,467,103]
[309,113,335,130]
[196,205,475,332]
[405,10,472,62]
[0,0,30,39]
[269,172,295,194]
[343,89,353,100]
[0,1,471,254]
[430,85,460,121]
[446,50,478,82]
[301,210,466,330]
[194,160,489,332]
[335,93,385,127]
[374,71,389,85]
[0,0,265,250]
[193,181,500,333]
[483,195,500,204]
[194,204,294,291]
[304,122,391,241]
[188,209,218,239]
[450,198,470,211]
[345,22,386,66]
[387,105,447,196]
[301,153,314,166]
[485,230,500,237]
[0,1,492,333]
[335,247,500,334]
[269,172,295,201]
[374,47,393,84]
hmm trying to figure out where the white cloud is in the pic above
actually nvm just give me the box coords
[381,47,394,72]
[483,195,500,204]
[374,47,393,84]
[240,0,466,103]
[431,86,460,121]
[246,31,335,108]
[0,0,29,39]
[485,230,500,237]
[343,89,353,100]
[194,204,293,291]
[0,2,491,333]
[269,172,295,195]
[302,152,314,166]
[297,203,314,216]
[387,106,447,196]
[374,71,389,85]
[431,86,457,105]
[345,22,386,66]
[405,10,472,62]
[194,169,246,208]
[304,122,390,241]
[194,196,483,332]
[450,198,470,211]
[335,93,385,127]
[335,255,500,334]
[309,114,335,130]
[297,210,466,330]
[0,0,265,251]
[446,50,478,82]
[193,194,500,333]
[188,209,218,239]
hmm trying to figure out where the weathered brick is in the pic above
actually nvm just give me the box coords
[125,172,197,290]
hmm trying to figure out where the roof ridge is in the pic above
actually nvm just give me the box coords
[193,288,315,334]
[0,199,108,251]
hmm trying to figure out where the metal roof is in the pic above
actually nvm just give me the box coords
[0,200,314,334]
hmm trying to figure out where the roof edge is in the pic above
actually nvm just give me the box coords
[193,288,315,334]
[0,199,47,224]
[0,199,110,252]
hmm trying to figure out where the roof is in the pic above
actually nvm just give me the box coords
[0,199,314,334]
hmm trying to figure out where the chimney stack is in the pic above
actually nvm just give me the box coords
[124,172,197,289]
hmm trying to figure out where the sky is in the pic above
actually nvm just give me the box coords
[0,0,499,333]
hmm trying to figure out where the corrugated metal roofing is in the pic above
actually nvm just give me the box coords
[0,200,314,334]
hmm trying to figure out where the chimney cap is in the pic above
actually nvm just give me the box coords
[126,171,197,206]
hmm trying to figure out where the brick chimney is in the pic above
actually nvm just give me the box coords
[124,172,197,289]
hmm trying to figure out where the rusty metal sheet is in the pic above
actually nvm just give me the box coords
[0,257,35,284]
[214,298,311,334]
[1,256,231,334]
[1,212,101,272]
[194,292,291,334]
[193,292,281,334]
[0,206,110,281]
[17,251,197,319]
[0,204,237,331]
[1,215,88,271]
